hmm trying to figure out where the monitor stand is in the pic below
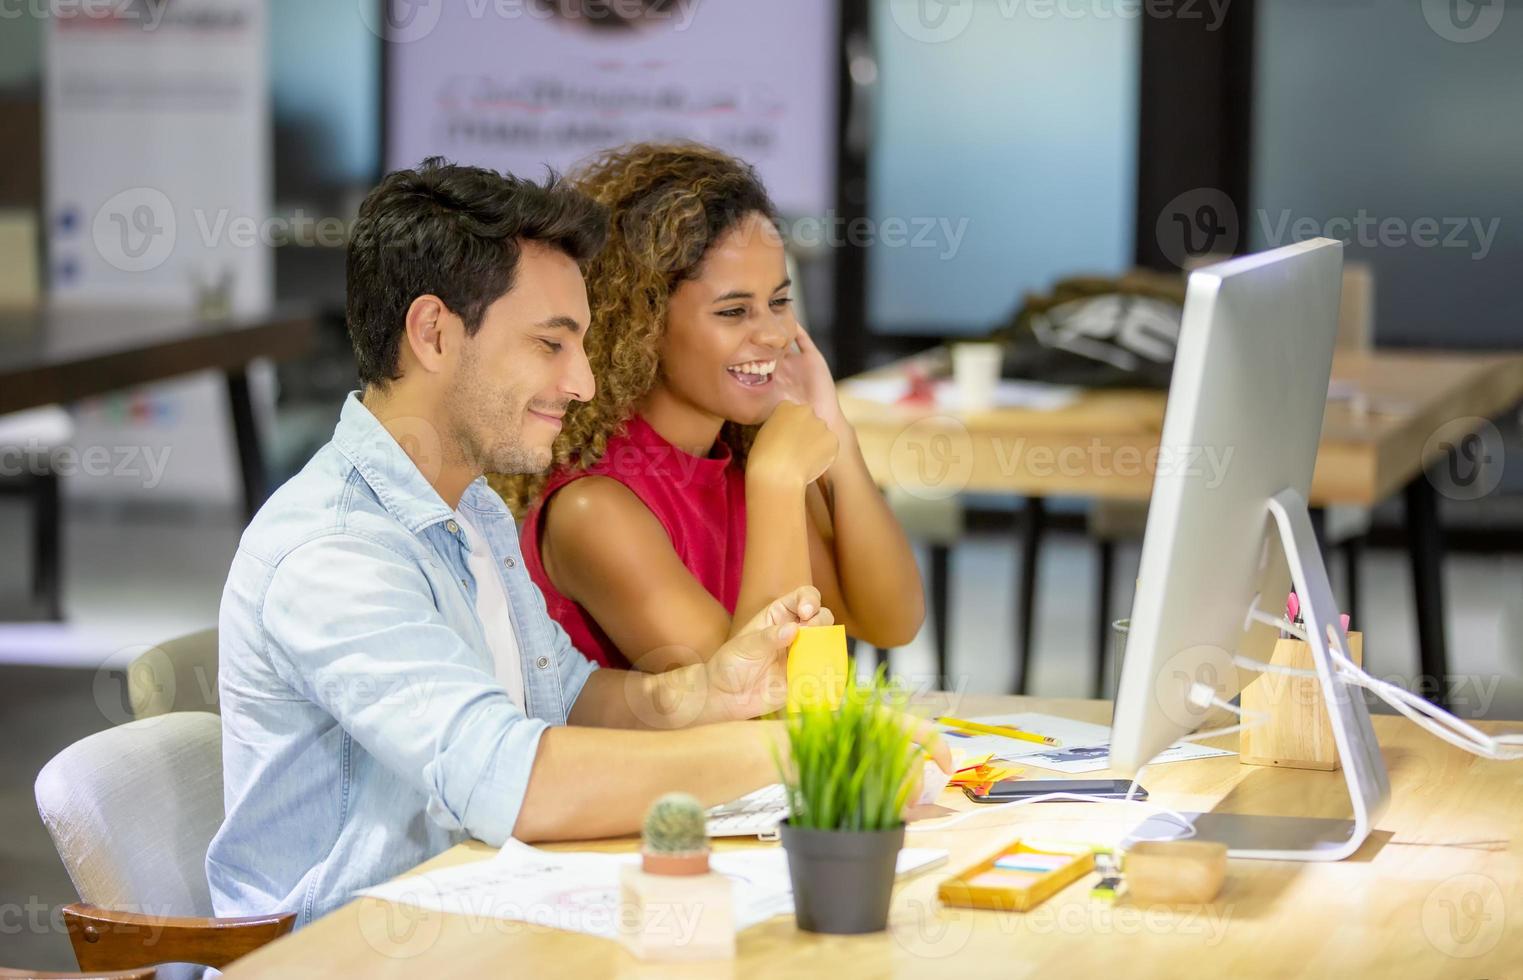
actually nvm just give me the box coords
[1127,488,1391,861]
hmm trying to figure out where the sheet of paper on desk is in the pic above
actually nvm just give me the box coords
[357,841,948,940]
[937,712,1234,774]
[1019,739,1233,774]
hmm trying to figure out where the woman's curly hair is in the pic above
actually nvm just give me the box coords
[491,142,780,517]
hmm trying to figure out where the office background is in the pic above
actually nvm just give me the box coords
[1,0,1520,970]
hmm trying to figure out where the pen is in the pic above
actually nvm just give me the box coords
[936,716,1061,747]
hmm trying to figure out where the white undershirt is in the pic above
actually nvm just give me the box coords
[454,510,525,711]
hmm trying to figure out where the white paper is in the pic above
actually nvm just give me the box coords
[357,841,947,940]
[938,712,1234,775]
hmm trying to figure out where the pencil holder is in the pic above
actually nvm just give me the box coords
[1240,631,1363,771]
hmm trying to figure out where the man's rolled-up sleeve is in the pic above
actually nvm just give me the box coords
[260,532,543,845]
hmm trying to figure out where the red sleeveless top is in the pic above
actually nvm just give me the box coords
[520,413,747,669]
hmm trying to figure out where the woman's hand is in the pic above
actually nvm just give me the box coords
[774,323,851,443]
[747,399,838,491]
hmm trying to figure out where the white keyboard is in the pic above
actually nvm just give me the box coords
[705,783,789,840]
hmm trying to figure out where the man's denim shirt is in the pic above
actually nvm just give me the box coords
[207,393,597,927]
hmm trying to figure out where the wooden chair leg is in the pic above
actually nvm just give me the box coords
[1013,497,1045,695]
[1094,539,1115,698]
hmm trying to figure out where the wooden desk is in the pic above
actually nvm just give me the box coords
[224,694,1523,979]
[0,304,315,519]
[841,349,1523,701]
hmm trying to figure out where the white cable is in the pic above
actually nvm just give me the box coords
[1233,613,1523,761]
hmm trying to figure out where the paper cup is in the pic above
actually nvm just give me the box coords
[951,342,1002,413]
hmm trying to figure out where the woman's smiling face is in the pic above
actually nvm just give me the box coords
[657,211,797,426]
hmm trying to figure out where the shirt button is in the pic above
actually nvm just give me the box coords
[460,578,468,588]
[446,520,460,534]
[535,656,549,669]
[504,557,516,569]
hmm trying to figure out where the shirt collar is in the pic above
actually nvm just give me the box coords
[330,391,457,535]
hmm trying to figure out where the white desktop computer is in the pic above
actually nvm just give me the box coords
[1109,238,1392,860]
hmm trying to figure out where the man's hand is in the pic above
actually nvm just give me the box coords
[704,585,833,721]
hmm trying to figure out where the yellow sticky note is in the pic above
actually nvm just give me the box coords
[786,624,847,713]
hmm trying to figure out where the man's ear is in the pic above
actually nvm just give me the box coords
[402,294,454,377]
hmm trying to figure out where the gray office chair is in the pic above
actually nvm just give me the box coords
[127,629,219,719]
[34,712,292,977]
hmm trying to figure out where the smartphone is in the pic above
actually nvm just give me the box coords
[963,778,1147,803]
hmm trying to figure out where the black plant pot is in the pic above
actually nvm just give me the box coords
[778,820,905,934]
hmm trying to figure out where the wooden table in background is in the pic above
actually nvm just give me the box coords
[839,349,1523,702]
[223,694,1523,979]
[0,304,315,519]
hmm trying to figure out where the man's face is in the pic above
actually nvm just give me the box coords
[445,241,595,475]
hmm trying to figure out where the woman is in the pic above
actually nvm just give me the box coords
[495,142,925,671]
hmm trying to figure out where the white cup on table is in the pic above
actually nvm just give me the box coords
[951,341,1003,413]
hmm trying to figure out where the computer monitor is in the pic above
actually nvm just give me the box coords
[1109,238,1391,860]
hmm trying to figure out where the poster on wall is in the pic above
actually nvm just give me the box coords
[383,0,837,217]
[44,0,272,505]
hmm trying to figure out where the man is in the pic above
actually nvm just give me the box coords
[207,158,946,927]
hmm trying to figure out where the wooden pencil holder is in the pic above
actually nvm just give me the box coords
[1240,631,1363,771]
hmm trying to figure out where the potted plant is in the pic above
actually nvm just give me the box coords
[775,667,922,934]
[618,792,734,960]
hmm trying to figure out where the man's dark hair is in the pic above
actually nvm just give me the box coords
[346,157,608,387]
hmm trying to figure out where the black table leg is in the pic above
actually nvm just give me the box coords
[1309,507,1327,553]
[32,469,62,621]
[1094,538,1115,698]
[226,367,267,522]
[1014,497,1046,695]
[1403,473,1450,709]
[1341,535,1364,629]
[929,543,951,689]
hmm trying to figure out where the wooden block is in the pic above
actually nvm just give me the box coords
[1240,631,1363,771]
[617,866,734,961]
[1123,840,1227,904]
[786,624,847,713]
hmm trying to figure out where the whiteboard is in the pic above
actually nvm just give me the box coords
[383,0,837,216]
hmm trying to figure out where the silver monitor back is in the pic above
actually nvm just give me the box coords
[1109,238,1389,860]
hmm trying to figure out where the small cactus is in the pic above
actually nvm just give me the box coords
[642,793,709,856]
